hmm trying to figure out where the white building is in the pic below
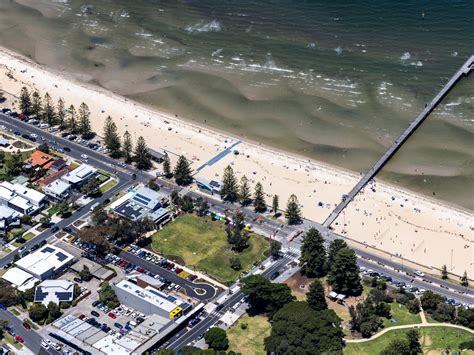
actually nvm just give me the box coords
[2,267,39,291]
[44,180,71,200]
[15,245,74,280]
[113,280,190,319]
[0,181,46,215]
[34,280,74,305]
[61,164,97,186]
[0,205,21,233]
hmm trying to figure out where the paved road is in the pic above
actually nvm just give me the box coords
[0,113,471,306]
[119,250,217,301]
[165,256,292,351]
[0,309,57,354]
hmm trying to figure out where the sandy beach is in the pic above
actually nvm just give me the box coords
[0,46,472,277]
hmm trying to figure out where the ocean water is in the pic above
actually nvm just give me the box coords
[0,0,472,209]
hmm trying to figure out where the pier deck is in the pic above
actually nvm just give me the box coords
[323,55,474,228]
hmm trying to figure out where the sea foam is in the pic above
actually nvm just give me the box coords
[186,20,222,34]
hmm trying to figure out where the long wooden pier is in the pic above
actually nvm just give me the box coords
[323,55,474,228]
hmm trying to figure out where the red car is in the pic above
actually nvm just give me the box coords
[15,335,24,343]
[108,312,117,319]
[22,321,31,330]
[18,113,26,120]
[78,314,86,320]
[119,261,128,268]
[136,267,145,273]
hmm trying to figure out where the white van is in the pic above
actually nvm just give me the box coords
[38,123,50,129]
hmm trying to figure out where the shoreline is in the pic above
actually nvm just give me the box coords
[0,45,472,275]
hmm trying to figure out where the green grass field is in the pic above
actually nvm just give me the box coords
[383,303,421,328]
[227,314,271,355]
[344,327,474,355]
[150,214,270,283]
[99,179,117,193]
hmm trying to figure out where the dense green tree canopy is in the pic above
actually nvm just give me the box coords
[299,228,327,277]
[204,327,228,351]
[328,246,362,296]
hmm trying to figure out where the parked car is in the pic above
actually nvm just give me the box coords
[91,311,100,317]
[15,335,24,343]
[114,322,122,329]
[51,226,59,233]
[92,300,100,307]
[78,314,86,320]
[108,312,117,319]
[62,226,72,233]
[63,147,71,152]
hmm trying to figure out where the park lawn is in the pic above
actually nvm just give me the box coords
[150,214,270,284]
[0,150,33,175]
[383,303,421,328]
[100,179,117,193]
[227,314,271,355]
[344,327,474,355]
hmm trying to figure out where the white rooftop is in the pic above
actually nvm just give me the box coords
[44,180,71,195]
[2,267,39,291]
[0,205,20,220]
[115,280,180,313]
[61,164,97,184]
[16,245,74,277]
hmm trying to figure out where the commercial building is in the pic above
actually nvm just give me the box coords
[147,148,166,163]
[2,267,38,291]
[44,179,71,200]
[61,164,97,187]
[113,186,170,225]
[34,280,74,305]
[195,177,221,195]
[113,280,191,319]
[0,181,46,215]
[15,245,75,280]
[70,259,115,281]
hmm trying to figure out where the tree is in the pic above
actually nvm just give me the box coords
[269,240,281,259]
[81,177,101,197]
[264,302,343,354]
[225,210,249,252]
[56,98,66,129]
[230,256,241,271]
[162,153,172,178]
[349,298,383,337]
[43,92,56,125]
[456,306,474,329]
[103,116,121,158]
[204,327,228,351]
[0,319,8,339]
[460,271,469,287]
[253,182,266,213]
[76,226,111,257]
[40,215,51,227]
[19,87,31,114]
[241,275,294,318]
[432,303,456,322]
[5,151,23,176]
[307,279,327,311]
[79,265,93,281]
[327,239,348,267]
[180,195,194,213]
[46,302,62,324]
[173,155,193,185]
[31,90,42,118]
[328,246,362,296]
[406,298,421,314]
[122,131,133,163]
[220,165,238,202]
[29,303,48,323]
[37,143,50,154]
[78,102,93,138]
[0,286,19,306]
[196,197,209,217]
[420,290,444,313]
[238,176,251,206]
[441,264,448,280]
[133,136,152,170]
[406,329,422,354]
[285,194,302,224]
[272,194,279,216]
[99,282,120,309]
[299,228,327,277]
[66,105,77,133]
[380,339,411,355]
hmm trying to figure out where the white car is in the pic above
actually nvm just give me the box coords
[41,341,50,350]
[0,125,5,130]
[81,154,88,159]
[30,133,38,138]
[414,270,425,277]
